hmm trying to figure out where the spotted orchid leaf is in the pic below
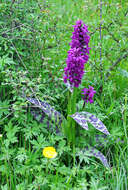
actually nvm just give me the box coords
[30,108,61,134]
[82,146,110,168]
[70,112,110,135]
[26,97,65,127]
[95,134,124,148]
[30,108,46,123]
[95,134,108,147]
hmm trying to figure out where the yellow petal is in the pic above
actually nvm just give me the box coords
[43,147,57,159]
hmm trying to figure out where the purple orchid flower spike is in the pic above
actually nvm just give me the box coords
[64,20,90,88]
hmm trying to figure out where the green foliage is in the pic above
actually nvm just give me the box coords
[0,0,127,189]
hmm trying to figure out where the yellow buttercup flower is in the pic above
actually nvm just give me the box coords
[43,147,57,159]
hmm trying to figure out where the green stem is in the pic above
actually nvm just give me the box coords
[66,87,77,166]
[82,101,86,109]
[71,87,77,144]
[123,95,128,146]
[46,159,50,174]
[67,91,72,143]
[5,159,10,190]
[71,87,77,166]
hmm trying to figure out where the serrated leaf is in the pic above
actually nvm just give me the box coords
[83,146,110,168]
[70,112,110,135]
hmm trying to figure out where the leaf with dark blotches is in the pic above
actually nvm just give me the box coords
[30,108,46,123]
[70,112,110,135]
[30,107,61,134]
[82,146,110,168]
[94,134,109,148]
[26,97,65,127]
[95,134,124,148]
